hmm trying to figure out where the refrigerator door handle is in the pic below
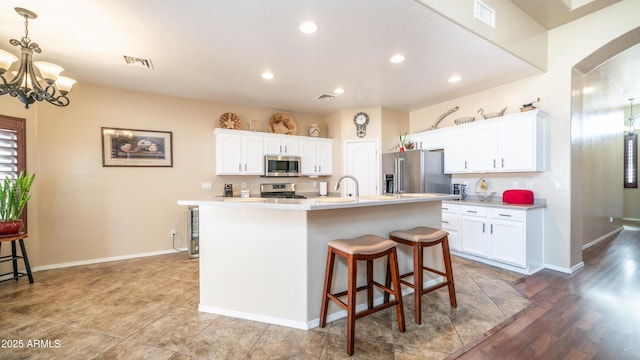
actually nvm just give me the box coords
[396,157,405,193]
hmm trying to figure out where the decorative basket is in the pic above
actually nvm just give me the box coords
[454,117,475,125]
[481,106,507,119]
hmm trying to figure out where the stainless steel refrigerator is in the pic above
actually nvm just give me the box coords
[382,150,451,194]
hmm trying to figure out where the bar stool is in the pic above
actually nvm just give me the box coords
[385,226,456,324]
[319,234,405,356]
[0,232,34,283]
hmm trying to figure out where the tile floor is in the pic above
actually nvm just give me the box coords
[0,252,530,359]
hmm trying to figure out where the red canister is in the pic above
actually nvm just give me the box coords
[502,190,534,204]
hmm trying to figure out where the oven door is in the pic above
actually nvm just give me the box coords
[263,155,301,177]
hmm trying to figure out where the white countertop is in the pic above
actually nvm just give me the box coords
[443,198,546,210]
[178,193,459,211]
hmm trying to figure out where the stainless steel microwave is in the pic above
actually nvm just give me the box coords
[263,155,301,177]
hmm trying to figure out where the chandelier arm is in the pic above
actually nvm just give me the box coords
[44,94,70,107]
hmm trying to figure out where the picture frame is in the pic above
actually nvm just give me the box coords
[101,127,173,167]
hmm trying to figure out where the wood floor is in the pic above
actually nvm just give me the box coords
[450,229,640,359]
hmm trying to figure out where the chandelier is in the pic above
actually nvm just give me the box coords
[0,7,76,109]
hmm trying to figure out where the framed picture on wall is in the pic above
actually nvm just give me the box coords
[101,127,173,167]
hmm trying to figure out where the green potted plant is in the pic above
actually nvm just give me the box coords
[0,170,35,235]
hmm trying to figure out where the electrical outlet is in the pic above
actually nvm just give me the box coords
[241,182,246,189]
[170,229,176,237]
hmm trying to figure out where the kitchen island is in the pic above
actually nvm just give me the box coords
[177,193,458,330]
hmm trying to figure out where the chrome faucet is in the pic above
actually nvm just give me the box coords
[333,175,359,200]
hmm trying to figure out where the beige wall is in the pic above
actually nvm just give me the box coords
[0,84,326,269]
[409,0,640,272]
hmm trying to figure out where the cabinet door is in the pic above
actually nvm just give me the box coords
[444,128,469,173]
[316,140,333,175]
[460,216,488,257]
[498,116,535,171]
[282,138,299,155]
[489,220,524,267]
[299,140,318,175]
[216,133,243,174]
[242,135,265,174]
[468,123,498,172]
[264,138,284,155]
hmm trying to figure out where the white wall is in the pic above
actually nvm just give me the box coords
[410,0,640,272]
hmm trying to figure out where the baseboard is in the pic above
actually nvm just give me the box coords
[623,217,640,222]
[582,227,623,250]
[34,248,188,272]
[543,262,582,274]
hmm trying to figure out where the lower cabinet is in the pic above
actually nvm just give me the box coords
[444,202,544,274]
[441,203,460,251]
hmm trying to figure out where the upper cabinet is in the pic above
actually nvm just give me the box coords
[215,130,264,175]
[215,128,333,176]
[264,137,300,156]
[299,138,333,176]
[442,110,546,174]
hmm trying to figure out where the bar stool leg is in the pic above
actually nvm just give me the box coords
[320,247,335,328]
[413,242,424,324]
[366,259,374,309]
[442,236,457,307]
[389,248,406,332]
[346,256,357,356]
[18,239,34,283]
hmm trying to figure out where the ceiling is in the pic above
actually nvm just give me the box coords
[0,0,629,116]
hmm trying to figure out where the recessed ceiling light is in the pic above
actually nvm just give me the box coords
[448,75,462,83]
[299,21,318,34]
[261,72,274,79]
[390,54,405,63]
[334,88,344,95]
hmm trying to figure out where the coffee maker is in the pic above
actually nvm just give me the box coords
[451,183,467,199]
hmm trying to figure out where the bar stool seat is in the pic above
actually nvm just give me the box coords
[386,226,456,324]
[0,232,34,283]
[320,234,405,356]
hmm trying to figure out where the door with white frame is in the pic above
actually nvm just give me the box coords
[344,139,380,197]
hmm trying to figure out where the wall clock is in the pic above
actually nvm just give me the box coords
[353,112,369,138]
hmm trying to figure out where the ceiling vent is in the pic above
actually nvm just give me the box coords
[123,55,154,69]
[317,94,335,100]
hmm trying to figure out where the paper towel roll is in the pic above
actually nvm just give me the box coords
[319,182,328,196]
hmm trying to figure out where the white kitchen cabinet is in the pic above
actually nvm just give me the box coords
[439,110,546,174]
[459,205,489,257]
[412,130,446,150]
[264,137,299,156]
[445,202,544,274]
[441,203,460,251]
[299,138,333,176]
[444,127,470,173]
[215,129,264,175]
[489,208,525,267]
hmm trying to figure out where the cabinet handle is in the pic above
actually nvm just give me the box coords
[493,159,496,168]
[502,158,505,168]
[464,160,468,169]
[498,213,512,217]
[284,145,287,153]
[442,220,449,224]
[491,224,494,234]
[442,207,449,211]
[318,165,321,172]
[482,223,486,233]
[238,163,242,172]
[244,163,247,171]
[466,210,477,213]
